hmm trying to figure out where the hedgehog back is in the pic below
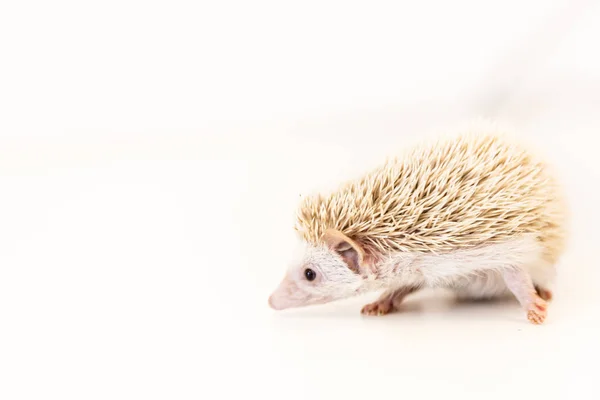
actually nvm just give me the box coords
[295,132,567,261]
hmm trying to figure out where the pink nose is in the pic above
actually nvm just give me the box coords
[268,295,280,310]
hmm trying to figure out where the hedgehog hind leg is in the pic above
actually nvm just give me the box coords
[528,257,556,302]
[534,284,553,301]
[502,266,549,324]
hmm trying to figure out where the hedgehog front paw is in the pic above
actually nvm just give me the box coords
[527,297,548,325]
[361,299,394,316]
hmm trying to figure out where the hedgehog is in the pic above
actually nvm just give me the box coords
[267,127,568,324]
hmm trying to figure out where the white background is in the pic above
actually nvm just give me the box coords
[1,1,600,399]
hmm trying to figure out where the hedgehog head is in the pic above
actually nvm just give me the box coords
[268,229,373,310]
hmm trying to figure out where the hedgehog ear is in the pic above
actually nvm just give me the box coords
[322,229,365,274]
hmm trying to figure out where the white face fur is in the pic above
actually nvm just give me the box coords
[268,241,366,311]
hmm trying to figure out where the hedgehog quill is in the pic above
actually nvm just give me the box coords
[268,129,568,324]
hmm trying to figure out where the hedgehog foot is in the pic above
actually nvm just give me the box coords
[527,296,548,324]
[361,286,418,316]
[502,267,550,325]
[361,299,394,316]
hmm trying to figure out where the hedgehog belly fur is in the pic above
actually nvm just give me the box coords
[373,233,554,298]
[295,129,568,288]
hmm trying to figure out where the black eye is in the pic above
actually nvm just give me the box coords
[304,268,316,281]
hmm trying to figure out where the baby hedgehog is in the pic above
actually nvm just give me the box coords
[268,129,568,324]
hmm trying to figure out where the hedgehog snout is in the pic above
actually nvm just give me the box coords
[268,293,284,310]
[268,275,302,310]
[268,272,338,310]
